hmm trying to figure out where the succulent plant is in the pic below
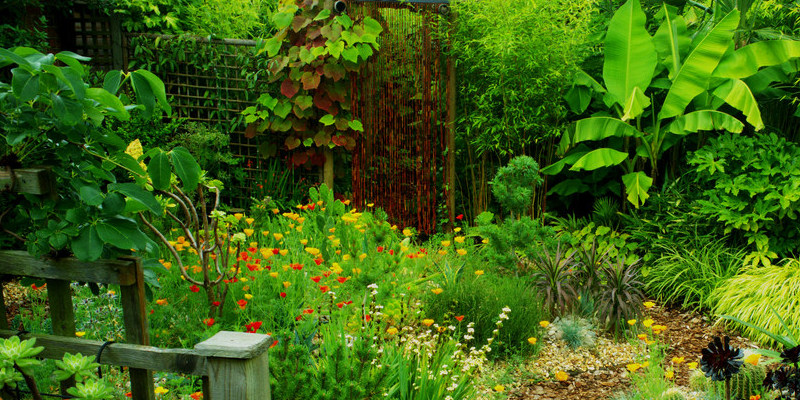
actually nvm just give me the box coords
[690,359,765,400]
[700,336,744,400]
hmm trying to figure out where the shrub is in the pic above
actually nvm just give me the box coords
[711,258,800,346]
[476,213,557,272]
[489,155,544,216]
[643,240,744,312]
[422,272,549,358]
[549,315,596,350]
[688,132,800,267]
[596,257,644,335]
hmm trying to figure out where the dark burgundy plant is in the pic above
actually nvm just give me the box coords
[700,336,743,400]
[781,345,800,367]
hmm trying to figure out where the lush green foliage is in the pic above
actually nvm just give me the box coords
[548,0,800,208]
[447,0,597,157]
[476,212,556,271]
[423,271,549,357]
[242,0,382,167]
[711,258,800,346]
[489,155,544,216]
[98,0,276,38]
[689,132,800,267]
[0,47,174,261]
[643,240,744,312]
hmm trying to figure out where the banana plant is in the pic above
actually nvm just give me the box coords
[546,0,800,208]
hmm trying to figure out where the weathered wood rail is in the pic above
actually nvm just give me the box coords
[0,250,272,400]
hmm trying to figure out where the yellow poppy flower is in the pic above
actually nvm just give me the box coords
[642,318,654,328]
[75,332,86,337]
[555,371,568,381]
[539,321,550,328]
[386,327,398,335]
[643,301,655,308]
[233,213,243,221]
[422,319,434,327]
[300,239,309,245]
[279,249,289,256]
[455,236,465,243]
[441,240,451,247]
[493,385,505,392]
[475,270,484,276]
[245,217,255,225]
[457,249,467,256]
[283,281,291,288]
[431,288,443,295]
[273,233,284,241]
[403,228,412,236]
[527,337,537,345]
[269,272,279,278]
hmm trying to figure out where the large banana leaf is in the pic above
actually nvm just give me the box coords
[666,110,745,135]
[560,117,641,154]
[622,171,653,208]
[714,40,800,79]
[712,79,763,130]
[542,145,591,175]
[653,4,690,79]
[743,60,800,93]
[547,179,591,196]
[603,0,658,107]
[569,148,629,172]
[658,11,739,120]
[621,87,651,121]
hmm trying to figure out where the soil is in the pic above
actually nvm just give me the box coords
[508,303,758,400]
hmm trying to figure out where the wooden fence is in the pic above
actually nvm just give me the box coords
[0,251,271,400]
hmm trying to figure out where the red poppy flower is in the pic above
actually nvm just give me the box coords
[237,299,247,310]
[245,321,263,333]
[272,248,280,255]
[364,315,372,322]
[336,276,348,284]
[389,250,395,255]
[189,285,200,293]
[247,264,259,271]
[203,318,215,327]
[248,247,257,254]
[377,246,384,253]
[314,258,323,266]
[270,339,279,349]
[308,203,316,210]
[311,276,322,283]
[126,392,133,398]
[280,292,287,298]
[320,285,330,293]
[322,271,332,277]
[336,302,345,308]
[212,301,221,307]
[292,263,303,271]
[456,214,464,220]
[303,308,314,314]
[295,315,302,321]
[345,300,353,305]
[190,392,203,400]
[455,315,465,322]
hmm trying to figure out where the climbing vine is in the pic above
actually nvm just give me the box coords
[242,0,383,167]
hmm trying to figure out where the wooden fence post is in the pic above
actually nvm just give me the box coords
[194,331,272,400]
[46,279,76,395]
[119,258,154,400]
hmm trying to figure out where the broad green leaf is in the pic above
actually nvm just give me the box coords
[342,47,359,63]
[659,11,739,120]
[108,183,162,215]
[653,5,690,79]
[666,110,744,135]
[622,171,653,208]
[320,114,336,126]
[112,153,146,178]
[130,71,155,119]
[621,87,651,121]
[326,40,345,59]
[169,147,201,192]
[78,185,104,206]
[565,85,592,114]
[71,226,103,261]
[336,15,353,30]
[348,119,364,132]
[51,93,82,126]
[55,52,87,75]
[603,0,658,106]
[712,79,763,130]
[43,65,85,100]
[96,217,140,250]
[131,70,171,116]
[569,148,629,172]
[314,9,331,21]
[561,117,640,153]
[103,70,123,95]
[364,17,383,35]
[86,88,129,120]
[715,40,800,79]
[541,147,590,175]
[148,149,171,191]
[273,7,297,30]
[273,101,292,119]
[743,61,800,93]
[546,179,591,196]
[574,70,606,93]
[11,68,39,102]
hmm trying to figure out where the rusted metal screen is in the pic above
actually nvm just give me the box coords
[351,1,450,233]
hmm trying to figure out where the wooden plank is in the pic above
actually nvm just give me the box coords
[46,279,76,396]
[0,330,207,375]
[110,15,124,70]
[119,257,154,400]
[0,282,7,330]
[0,251,136,285]
[195,332,272,400]
[0,168,54,195]
[445,31,456,231]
